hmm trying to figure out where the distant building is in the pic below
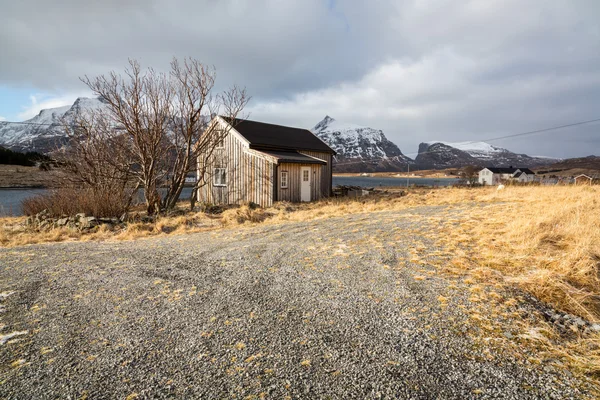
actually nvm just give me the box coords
[574,174,593,185]
[478,167,535,185]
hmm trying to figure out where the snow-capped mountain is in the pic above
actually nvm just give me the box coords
[312,116,413,172]
[415,141,558,169]
[0,97,108,153]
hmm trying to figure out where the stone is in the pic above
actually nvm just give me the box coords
[75,213,86,220]
[56,218,69,227]
[78,216,98,229]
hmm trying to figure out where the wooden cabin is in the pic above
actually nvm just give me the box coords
[197,116,335,207]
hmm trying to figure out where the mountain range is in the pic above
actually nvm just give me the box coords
[312,116,558,171]
[0,99,562,171]
[0,97,108,153]
[414,141,557,170]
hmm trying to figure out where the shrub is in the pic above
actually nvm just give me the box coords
[22,187,131,218]
[221,203,271,225]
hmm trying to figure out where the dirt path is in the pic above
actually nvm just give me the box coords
[0,206,590,399]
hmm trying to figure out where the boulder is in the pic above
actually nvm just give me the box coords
[78,216,98,229]
[56,218,69,227]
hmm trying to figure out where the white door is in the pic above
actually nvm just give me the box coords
[300,167,311,202]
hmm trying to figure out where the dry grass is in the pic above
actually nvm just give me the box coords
[425,186,600,380]
[0,208,221,247]
[436,186,600,322]
[0,188,452,247]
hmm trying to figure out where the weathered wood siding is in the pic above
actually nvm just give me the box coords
[298,151,333,197]
[197,123,275,207]
[197,118,333,206]
[276,162,322,202]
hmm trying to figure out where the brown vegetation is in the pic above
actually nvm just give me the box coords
[21,187,131,218]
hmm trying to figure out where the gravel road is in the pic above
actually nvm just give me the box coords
[0,205,591,399]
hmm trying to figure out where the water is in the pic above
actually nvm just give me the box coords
[0,189,48,217]
[0,177,457,216]
[0,187,197,217]
[332,176,457,188]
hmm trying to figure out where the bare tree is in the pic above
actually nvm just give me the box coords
[462,165,480,186]
[53,109,137,217]
[71,58,248,215]
[163,58,248,210]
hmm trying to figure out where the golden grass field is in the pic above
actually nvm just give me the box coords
[2,185,599,379]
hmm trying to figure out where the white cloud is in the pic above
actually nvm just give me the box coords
[0,116,6,121]
[17,92,92,120]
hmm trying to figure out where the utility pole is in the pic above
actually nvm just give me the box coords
[407,161,410,188]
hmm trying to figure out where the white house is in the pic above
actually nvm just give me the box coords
[478,167,536,185]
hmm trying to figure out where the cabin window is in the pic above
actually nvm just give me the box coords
[280,171,288,188]
[215,135,225,149]
[213,168,227,186]
[303,169,309,182]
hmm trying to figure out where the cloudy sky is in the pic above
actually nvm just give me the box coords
[1,0,599,158]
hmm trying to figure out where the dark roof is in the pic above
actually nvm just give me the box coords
[518,168,535,175]
[486,167,519,174]
[485,167,535,175]
[513,172,523,178]
[222,117,335,154]
[258,150,326,165]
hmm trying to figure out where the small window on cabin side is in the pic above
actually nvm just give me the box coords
[303,170,309,182]
[215,136,225,149]
[213,168,227,186]
[281,171,288,188]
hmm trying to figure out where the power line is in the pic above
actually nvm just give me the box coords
[332,117,600,166]
[0,120,66,127]
[453,117,600,148]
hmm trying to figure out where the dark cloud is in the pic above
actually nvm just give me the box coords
[1,0,599,157]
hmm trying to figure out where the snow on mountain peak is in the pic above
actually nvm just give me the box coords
[0,96,108,153]
[424,141,507,157]
[311,116,413,172]
[312,116,365,134]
